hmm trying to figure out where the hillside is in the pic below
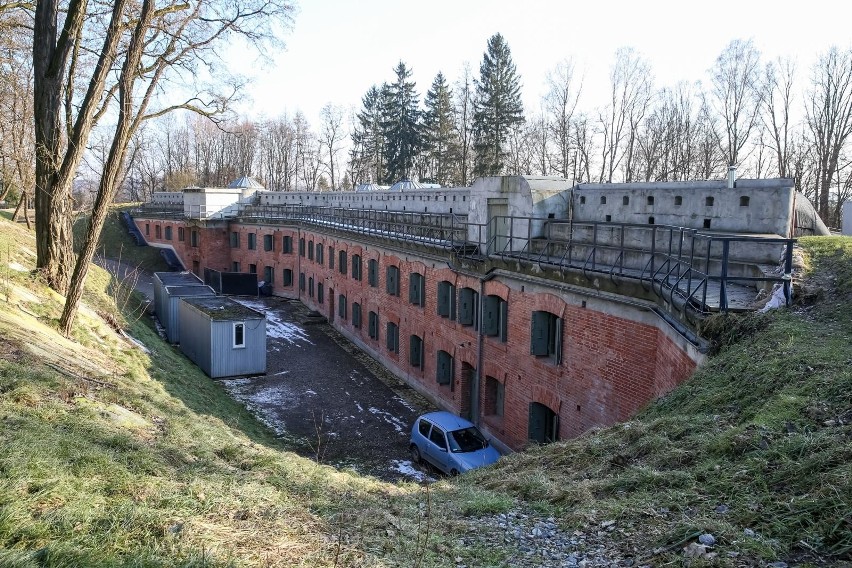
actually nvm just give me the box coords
[1,210,850,567]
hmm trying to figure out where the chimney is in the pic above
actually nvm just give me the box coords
[727,165,737,189]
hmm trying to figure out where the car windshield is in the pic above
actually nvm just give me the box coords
[446,426,488,453]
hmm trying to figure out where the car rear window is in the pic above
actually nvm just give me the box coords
[447,427,488,453]
[418,419,432,437]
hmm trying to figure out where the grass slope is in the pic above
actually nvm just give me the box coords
[1,211,850,567]
[461,236,852,565]
[71,205,169,273]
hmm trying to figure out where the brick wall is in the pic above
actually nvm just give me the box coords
[136,217,699,451]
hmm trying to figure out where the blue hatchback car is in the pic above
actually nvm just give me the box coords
[409,411,501,475]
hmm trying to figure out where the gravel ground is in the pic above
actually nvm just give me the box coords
[216,296,437,482]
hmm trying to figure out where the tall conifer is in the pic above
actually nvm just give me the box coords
[473,33,525,176]
[382,62,422,183]
[423,72,462,186]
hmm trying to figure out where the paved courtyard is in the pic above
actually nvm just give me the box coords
[218,296,436,482]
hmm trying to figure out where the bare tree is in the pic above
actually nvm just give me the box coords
[544,59,582,178]
[258,114,297,191]
[761,57,797,178]
[572,113,595,183]
[598,47,653,182]
[454,63,475,186]
[710,39,762,168]
[319,103,345,190]
[0,12,33,207]
[57,0,294,333]
[806,46,852,223]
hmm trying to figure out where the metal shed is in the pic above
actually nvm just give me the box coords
[152,272,213,343]
[178,296,266,378]
[204,268,258,295]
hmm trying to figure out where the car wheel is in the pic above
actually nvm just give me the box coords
[449,468,459,477]
[410,444,422,464]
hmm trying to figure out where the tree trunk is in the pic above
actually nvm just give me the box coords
[60,0,152,335]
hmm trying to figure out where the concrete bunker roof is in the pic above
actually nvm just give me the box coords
[575,178,795,191]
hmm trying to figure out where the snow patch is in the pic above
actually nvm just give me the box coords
[368,407,407,434]
[9,261,27,272]
[232,298,313,345]
[391,460,435,483]
[393,396,417,412]
[219,377,300,437]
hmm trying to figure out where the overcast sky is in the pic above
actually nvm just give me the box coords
[230,0,852,125]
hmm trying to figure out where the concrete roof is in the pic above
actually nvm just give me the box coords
[181,296,265,320]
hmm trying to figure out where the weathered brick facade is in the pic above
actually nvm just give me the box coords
[138,218,700,451]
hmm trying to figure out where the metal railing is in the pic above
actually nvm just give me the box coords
[133,203,795,317]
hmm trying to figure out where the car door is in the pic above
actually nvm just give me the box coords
[426,426,450,473]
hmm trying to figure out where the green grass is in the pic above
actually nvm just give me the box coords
[463,236,852,564]
[2,213,851,566]
[72,205,169,273]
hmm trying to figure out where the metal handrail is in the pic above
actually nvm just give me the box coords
[133,203,796,315]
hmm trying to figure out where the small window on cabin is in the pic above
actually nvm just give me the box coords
[647,196,654,205]
[648,217,655,224]
[674,196,683,206]
[605,215,612,222]
[233,322,246,349]
[579,196,586,205]
[705,196,715,207]
[600,196,607,205]
[703,219,712,229]
[623,196,629,205]
[740,196,750,207]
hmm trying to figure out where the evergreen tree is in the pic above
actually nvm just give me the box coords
[423,72,462,186]
[381,61,422,183]
[473,33,525,176]
[350,85,385,184]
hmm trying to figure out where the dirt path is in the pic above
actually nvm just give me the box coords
[219,296,437,482]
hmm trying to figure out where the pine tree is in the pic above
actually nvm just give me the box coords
[423,72,462,186]
[381,61,422,183]
[350,85,385,184]
[473,33,525,176]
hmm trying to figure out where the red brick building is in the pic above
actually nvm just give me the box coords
[134,175,802,450]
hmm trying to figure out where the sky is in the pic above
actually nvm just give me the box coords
[231,0,852,126]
